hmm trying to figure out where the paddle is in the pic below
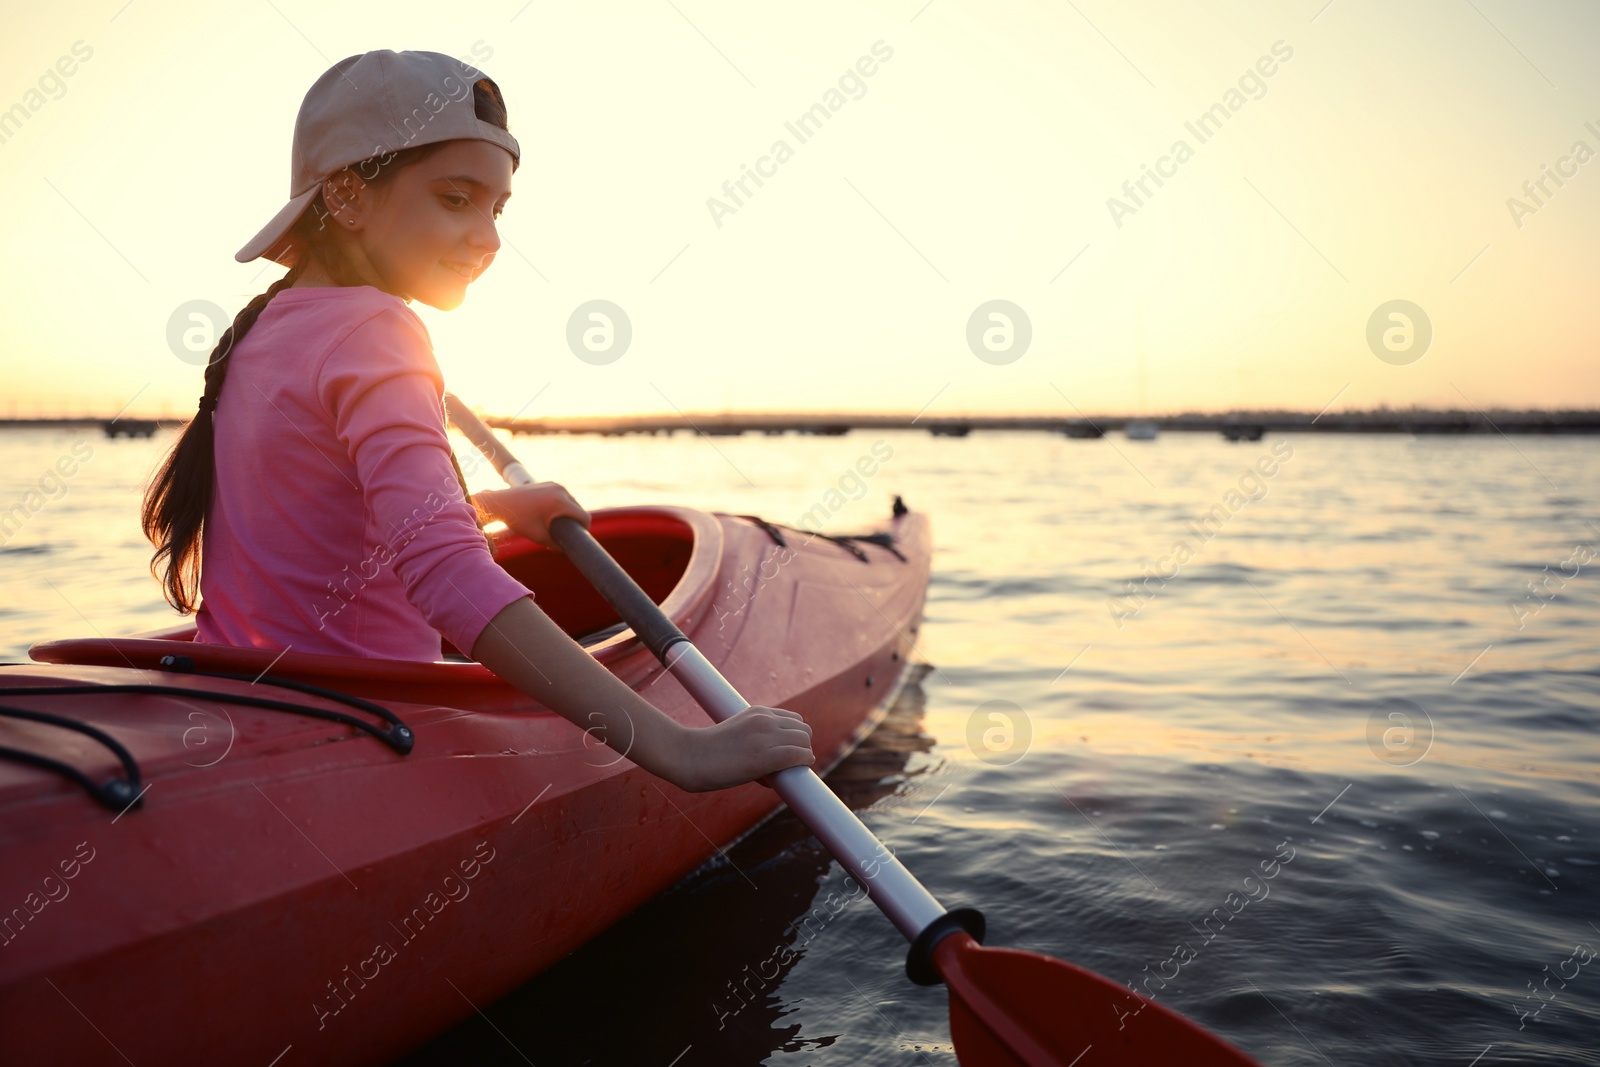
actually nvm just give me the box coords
[444,395,1263,1067]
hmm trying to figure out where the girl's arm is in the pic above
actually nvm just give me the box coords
[309,309,800,787]
[470,595,814,792]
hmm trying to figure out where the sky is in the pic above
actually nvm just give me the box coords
[1,0,1596,420]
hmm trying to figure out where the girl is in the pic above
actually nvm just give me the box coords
[141,49,812,793]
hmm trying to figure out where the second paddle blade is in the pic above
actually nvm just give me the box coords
[933,933,1263,1067]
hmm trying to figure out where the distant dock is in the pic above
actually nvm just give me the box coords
[2,410,1597,439]
[484,409,1600,438]
[0,418,163,438]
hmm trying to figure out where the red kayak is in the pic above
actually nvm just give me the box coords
[0,501,930,1066]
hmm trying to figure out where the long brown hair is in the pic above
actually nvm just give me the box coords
[143,78,515,614]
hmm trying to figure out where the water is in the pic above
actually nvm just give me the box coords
[3,426,1597,1065]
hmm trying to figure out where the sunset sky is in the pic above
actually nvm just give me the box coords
[1,0,1596,419]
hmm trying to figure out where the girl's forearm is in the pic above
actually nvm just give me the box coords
[470,595,688,781]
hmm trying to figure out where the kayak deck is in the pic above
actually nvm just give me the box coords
[0,503,931,1066]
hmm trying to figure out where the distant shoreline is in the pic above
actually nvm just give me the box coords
[6,409,1600,437]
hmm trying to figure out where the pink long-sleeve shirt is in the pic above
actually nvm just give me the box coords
[193,284,532,661]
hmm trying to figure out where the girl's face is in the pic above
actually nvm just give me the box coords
[330,139,514,310]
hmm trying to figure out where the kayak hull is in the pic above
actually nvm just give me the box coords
[0,504,931,1066]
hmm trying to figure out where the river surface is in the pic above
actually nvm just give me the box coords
[2,426,1597,1065]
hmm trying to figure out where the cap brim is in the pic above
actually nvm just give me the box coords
[235,186,320,267]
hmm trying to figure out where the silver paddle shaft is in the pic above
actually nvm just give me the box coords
[445,397,949,943]
[663,640,948,941]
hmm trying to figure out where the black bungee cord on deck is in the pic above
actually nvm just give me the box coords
[0,656,414,813]
[737,498,911,563]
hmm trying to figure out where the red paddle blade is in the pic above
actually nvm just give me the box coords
[933,933,1263,1067]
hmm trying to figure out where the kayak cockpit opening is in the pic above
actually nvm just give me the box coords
[484,508,695,652]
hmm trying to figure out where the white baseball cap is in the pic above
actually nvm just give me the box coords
[236,49,521,267]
